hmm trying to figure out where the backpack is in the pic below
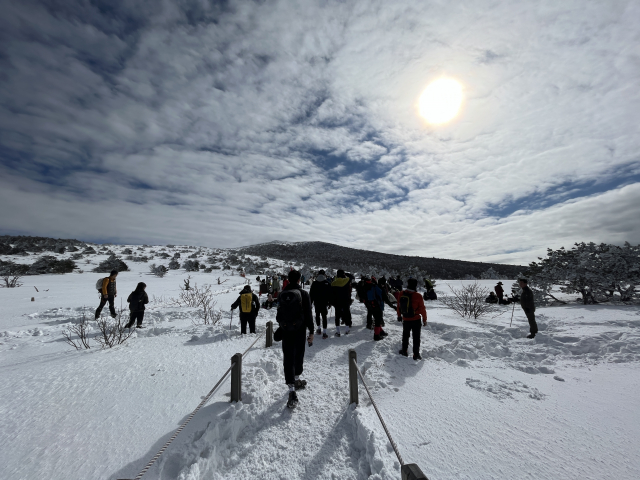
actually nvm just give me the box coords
[365,282,379,308]
[276,289,303,331]
[399,291,416,317]
[96,278,106,292]
[240,293,254,313]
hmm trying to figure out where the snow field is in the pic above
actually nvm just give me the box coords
[2,250,640,479]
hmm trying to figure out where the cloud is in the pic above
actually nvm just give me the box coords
[1,0,640,265]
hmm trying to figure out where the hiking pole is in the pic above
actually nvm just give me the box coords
[229,310,234,331]
[509,302,516,327]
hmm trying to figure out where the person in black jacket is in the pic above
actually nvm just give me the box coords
[231,285,260,334]
[125,282,149,328]
[519,278,538,339]
[277,270,314,408]
[309,270,331,339]
[330,269,352,337]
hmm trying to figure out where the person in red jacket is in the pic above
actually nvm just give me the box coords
[397,278,427,360]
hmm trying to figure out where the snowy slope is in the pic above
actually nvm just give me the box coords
[1,246,640,480]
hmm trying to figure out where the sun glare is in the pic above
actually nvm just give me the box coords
[418,78,463,125]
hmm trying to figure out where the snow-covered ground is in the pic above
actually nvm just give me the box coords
[1,248,640,480]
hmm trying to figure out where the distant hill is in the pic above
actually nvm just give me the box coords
[235,241,524,279]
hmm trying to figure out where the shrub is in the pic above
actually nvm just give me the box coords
[149,264,168,278]
[440,283,504,320]
[28,256,76,274]
[93,255,129,273]
[182,260,200,272]
[62,310,92,350]
[95,308,135,348]
[168,259,180,269]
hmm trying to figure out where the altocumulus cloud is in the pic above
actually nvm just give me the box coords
[1,0,639,264]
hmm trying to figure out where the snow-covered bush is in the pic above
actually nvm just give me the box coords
[28,256,76,275]
[149,264,168,278]
[129,256,149,263]
[480,267,500,280]
[171,281,221,325]
[82,246,96,254]
[173,252,181,259]
[62,311,91,350]
[168,259,180,270]
[158,252,170,259]
[122,248,133,254]
[95,308,134,348]
[92,255,129,273]
[525,242,640,304]
[440,283,504,320]
[182,260,200,272]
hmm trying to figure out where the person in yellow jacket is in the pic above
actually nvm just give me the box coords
[95,270,118,319]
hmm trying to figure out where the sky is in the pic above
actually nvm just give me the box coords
[1,0,639,265]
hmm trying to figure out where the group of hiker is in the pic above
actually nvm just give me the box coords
[94,267,537,409]
[94,270,149,329]
[485,281,519,305]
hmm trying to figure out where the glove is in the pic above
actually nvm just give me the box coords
[307,334,314,346]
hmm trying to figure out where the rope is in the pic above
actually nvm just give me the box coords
[242,329,266,357]
[130,362,236,480]
[352,359,405,466]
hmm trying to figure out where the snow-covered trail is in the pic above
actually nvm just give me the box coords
[3,270,640,480]
[112,303,400,480]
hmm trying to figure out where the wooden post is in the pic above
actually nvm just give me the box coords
[266,321,273,348]
[230,353,242,402]
[401,464,429,480]
[349,349,358,405]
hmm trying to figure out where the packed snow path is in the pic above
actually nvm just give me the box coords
[2,274,640,479]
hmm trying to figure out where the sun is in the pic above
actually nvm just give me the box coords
[418,78,463,124]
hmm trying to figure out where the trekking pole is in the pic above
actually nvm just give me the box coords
[509,302,516,327]
[229,310,234,331]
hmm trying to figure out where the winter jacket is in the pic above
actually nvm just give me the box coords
[330,276,352,307]
[231,290,261,318]
[520,286,535,311]
[280,283,314,333]
[364,280,385,310]
[495,285,504,298]
[424,279,434,290]
[272,277,281,291]
[101,277,117,297]
[309,275,331,306]
[127,291,149,312]
[396,289,427,322]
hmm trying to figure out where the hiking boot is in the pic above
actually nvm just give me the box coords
[527,333,536,339]
[397,318,403,322]
[399,349,408,357]
[373,334,382,341]
[287,391,299,409]
[136,325,144,329]
[344,330,350,335]
[294,379,307,390]
[366,325,373,330]
[380,329,388,337]
[316,327,321,334]
[322,333,328,339]
[335,332,341,337]
[413,353,422,360]
[110,313,117,319]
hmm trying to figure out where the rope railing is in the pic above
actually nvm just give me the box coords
[118,321,274,480]
[348,349,429,480]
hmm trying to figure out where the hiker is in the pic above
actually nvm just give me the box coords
[397,278,428,360]
[125,282,149,328]
[262,293,276,310]
[282,275,289,290]
[272,275,281,298]
[485,291,498,303]
[423,277,437,300]
[495,282,505,304]
[309,269,331,339]
[301,274,306,289]
[95,270,118,319]
[364,277,388,341]
[275,270,314,409]
[231,285,260,334]
[330,269,353,336]
[259,279,268,297]
[519,278,538,339]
